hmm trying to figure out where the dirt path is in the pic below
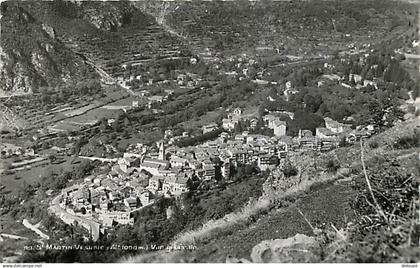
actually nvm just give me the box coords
[397,151,418,160]
[0,233,28,241]
[22,219,50,240]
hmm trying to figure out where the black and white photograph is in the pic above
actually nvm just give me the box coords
[0,0,419,265]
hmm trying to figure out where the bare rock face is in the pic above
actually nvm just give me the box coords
[0,103,26,132]
[262,170,299,201]
[0,3,57,93]
[0,1,103,94]
[42,23,55,39]
[0,60,37,95]
[134,1,177,25]
[166,206,175,220]
[0,46,48,94]
[250,234,319,263]
[81,1,134,31]
[31,52,49,79]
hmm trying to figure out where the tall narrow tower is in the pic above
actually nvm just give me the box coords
[159,141,165,161]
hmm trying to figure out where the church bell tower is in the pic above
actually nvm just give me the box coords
[159,141,165,161]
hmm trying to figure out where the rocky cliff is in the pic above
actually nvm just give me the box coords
[0,102,26,132]
[0,0,136,95]
[0,2,91,95]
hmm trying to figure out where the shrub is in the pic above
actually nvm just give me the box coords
[325,159,340,173]
[282,162,299,178]
[325,156,419,262]
[368,140,379,149]
[393,130,420,149]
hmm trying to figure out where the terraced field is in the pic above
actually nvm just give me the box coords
[154,0,414,59]
[56,10,192,80]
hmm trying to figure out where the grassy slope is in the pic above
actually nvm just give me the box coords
[0,156,80,195]
[176,181,356,263]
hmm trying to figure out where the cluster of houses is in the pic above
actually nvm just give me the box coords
[340,73,378,90]
[130,88,174,109]
[263,113,287,137]
[176,72,203,88]
[292,116,374,151]
[0,143,35,159]
[60,166,151,227]
[58,126,290,228]
[164,130,191,145]
[57,107,374,229]
[216,107,375,156]
[222,108,250,131]
[211,132,288,171]
[220,108,290,138]
[0,143,44,174]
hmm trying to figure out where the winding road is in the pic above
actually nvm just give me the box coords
[49,190,101,242]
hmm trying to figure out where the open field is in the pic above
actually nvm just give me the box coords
[178,110,222,131]
[0,156,80,194]
[102,95,145,108]
[2,84,131,133]
[48,95,135,132]
[0,216,38,241]
[10,157,46,169]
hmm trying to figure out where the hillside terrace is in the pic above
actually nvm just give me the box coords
[57,12,192,80]
[164,0,410,59]
[3,86,130,132]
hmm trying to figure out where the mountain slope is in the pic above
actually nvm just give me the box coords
[0,102,26,132]
[0,1,99,95]
[138,0,415,56]
[125,117,419,263]
[0,0,141,95]
[6,0,191,83]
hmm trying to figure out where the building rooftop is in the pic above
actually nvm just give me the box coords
[143,158,169,166]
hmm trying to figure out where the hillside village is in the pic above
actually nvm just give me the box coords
[0,0,418,264]
[48,104,377,236]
